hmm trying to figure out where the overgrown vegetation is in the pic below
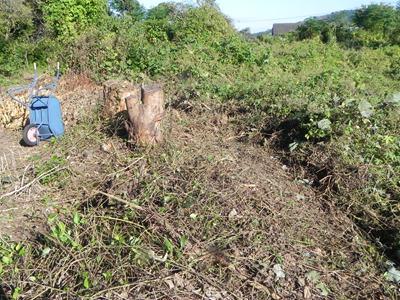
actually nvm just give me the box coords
[2,0,400,298]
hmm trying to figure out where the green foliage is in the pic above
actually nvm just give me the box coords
[173,5,235,44]
[143,18,173,43]
[353,4,397,34]
[297,18,335,43]
[0,39,23,77]
[324,10,354,25]
[212,35,258,65]
[294,4,400,48]
[109,0,145,21]
[43,0,108,38]
[30,155,70,188]
[0,0,33,40]
[146,2,175,20]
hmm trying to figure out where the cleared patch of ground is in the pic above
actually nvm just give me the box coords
[0,126,45,240]
[0,77,395,299]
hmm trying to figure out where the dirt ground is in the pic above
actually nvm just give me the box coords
[0,77,396,299]
[0,126,44,239]
[0,75,101,240]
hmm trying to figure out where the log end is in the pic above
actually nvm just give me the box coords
[141,84,163,94]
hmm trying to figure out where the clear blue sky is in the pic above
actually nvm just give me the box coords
[138,0,398,33]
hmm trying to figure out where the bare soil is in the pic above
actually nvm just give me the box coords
[0,126,44,239]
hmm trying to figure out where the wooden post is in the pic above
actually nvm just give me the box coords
[125,84,164,147]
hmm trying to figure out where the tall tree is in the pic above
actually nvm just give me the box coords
[109,0,145,21]
[353,4,397,34]
[0,0,33,40]
[196,0,221,12]
[325,10,352,26]
[146,2,173,20]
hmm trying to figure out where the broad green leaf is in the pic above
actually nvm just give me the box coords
[385,266,400,283]
[73,212,81,225]
[180,236,186,248]
[164,237,173,254]
[12,287,21,299]
[57,221,66,232]
[15,242,21,251]
[48,212,58,222]
[18,247,28,256]
[358,100,373,118]
[83,277,90,289]
[318,119,331,130]
[42,248,52,256]
[316,282,330,296]
[2,256,12,264]
[305,270,320,283]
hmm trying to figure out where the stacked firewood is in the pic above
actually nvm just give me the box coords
[0,92,29,129]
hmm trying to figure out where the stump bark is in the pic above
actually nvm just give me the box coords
[102,80,136,118]
[125,84,164,147]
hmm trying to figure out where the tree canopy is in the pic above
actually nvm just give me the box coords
[0,0,33,40]
[43,0,108,37]
[109,0,145,21]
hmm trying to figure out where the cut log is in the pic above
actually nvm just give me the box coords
[102,80,136,118]
[125,84,164,147]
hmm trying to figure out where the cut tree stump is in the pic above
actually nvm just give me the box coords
[125,84,164,147]
[102,80,136,118]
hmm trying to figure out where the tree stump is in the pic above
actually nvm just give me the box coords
[102,80,136,119]
[125,84,164,147]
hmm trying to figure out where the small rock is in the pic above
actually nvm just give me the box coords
[1,176,18,184]
[299,179,313,186]
[228,208,238,219]
[100,142,112,153]
[81,151,93,160]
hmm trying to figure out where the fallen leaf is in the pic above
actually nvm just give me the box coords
[304,286,312,299]
[248,281,271,294]
[204,285,226,300]
[165,279,174,289]
[228,208,238,219]
[385,266,400,283]
[316,282,330,296]
[305,270,320,284]
[273,264,285,279]
[173,273,185,288]
[298,277,305,287]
